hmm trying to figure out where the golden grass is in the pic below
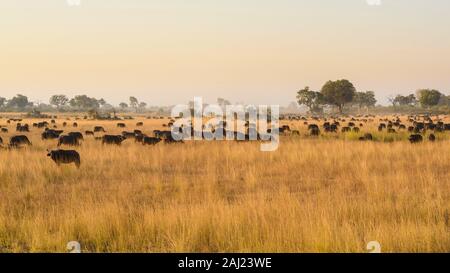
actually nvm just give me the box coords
[0,116,449,252]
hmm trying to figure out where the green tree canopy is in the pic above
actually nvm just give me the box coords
[416,89,442,107]
[320,79,356,113]
[353,91,377,109]
[296,86,324,113]
[7,94,31,108]
[49,94,69,108]
[69,95,100,109]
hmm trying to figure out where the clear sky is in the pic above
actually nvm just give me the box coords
[1,0,450,106]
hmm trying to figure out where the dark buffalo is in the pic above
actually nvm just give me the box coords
[85,130,94,136]
[359,133,373,141]
[16,124,29,132]
[310,127,320,136]
[1,128,8,133]
[408,134,423,144]
[308,124,319,131]
[72,122,78,127]
[58,135,80,146]
[94,126,106,132]
[135,133,145,143]
[428,134,436,142]
[136,122,144,127]
[42,129,63,140]
[68,132,84,141]
[102,135,125,145]
[117,123,126,128]
[10,135,32,146]
[47,149,81,168]
[142,137,162,145]
[341,127,351,133]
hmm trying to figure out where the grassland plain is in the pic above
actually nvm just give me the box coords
[0,115,449,252]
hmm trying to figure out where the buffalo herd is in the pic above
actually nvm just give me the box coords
[0,114,449,168]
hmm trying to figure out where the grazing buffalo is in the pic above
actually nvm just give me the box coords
[42,129,63,140]
[94,126,106,132]
[142,136,162,145]
[154,130,172,139]
[58,135,80,146]
[308,124,319,131]
[136,122,143,126]
[85,130,94,136]
[135,133,145,143]
[1,128,8,133]
[428,134,436,142]
[387,128,396,133]
[117,123,126,128]
[341,127,351,133]
[47,149,81,168]
[68,132,84,141]
[10,135,32,146]
[310,127,320,136]
[16,124,29,132]
[352,127,360,133]
[408,134,423,144]
[102,135,125,145]
[359,133,373,141]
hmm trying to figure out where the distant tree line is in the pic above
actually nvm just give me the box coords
[296,79,450,114]
[0,94,150,113]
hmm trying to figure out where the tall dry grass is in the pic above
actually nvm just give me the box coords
[0,116,448,252]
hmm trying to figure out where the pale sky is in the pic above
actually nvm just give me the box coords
[1,0,450,106]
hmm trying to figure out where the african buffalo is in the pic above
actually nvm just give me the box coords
[310,127,320,136]
[408,134,423,144]
[47,149,81,168]
[94,126,106,132]
[16,124,29,132]
[58,135,80,146]
[10,135,32,146]
[142,137,162,145]
[68,132,84,141]
[102,135,125,145]
[42,129,63,140]
[429,134,436,142]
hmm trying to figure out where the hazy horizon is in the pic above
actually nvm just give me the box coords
[1,0,450,106]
